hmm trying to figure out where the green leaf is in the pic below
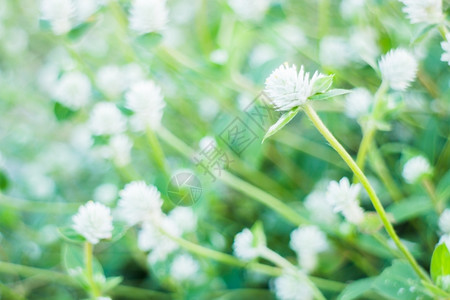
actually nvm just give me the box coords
[308,89,350,101]
[337,277,375,300]
[311,74,334,95]
[262,107,300,143]
[135,33,163,49]
[101,276,123,293]
[372,260,432,300]
[411,24,435,45]
[67,21,94,41]
[58,227,86,244]
[39,19,52,31]
[387,197,434,223]
[250,221,266,248]
[0,170,9,191]
[54,102,76,121]
[430,243,450,283]
[110,222,129,243]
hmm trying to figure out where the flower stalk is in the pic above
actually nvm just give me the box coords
[84,242,101,298]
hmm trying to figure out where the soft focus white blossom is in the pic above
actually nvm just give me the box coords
[439,209,450,235]
[264,63,327,111]
[399,0,443,24]
[326,177,365,225]
[170,254,200,281]
[72,201,113,244]
[89,102,126,135]
[233,228,260,260]
[73,0,99,22]
[379,48,418,91]
[40,0,74,35]
[129,0,168,35]
[228,0,270,21]
[290,225,328,272]
[93,183,118,205]
[319,36,356,68]
[441,35,450,65]
[304,191,338,225]
[125,80,166,130]
[402,155,431,184]
[96,65,126,98]
[350,27,380,63]
[118,181,163,225]
[168,207,197,233]
[273,273,313,300]
[54,71,91,109]
[345,88,373,119]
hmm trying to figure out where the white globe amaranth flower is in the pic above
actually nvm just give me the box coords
[118,181,163,225]
[379,48,418,91]
[168,207,197,233]
[402,155,431,184]
[227,0,270,21]
[441,34,450,66]
[96,65,126,98]
[272,273,313,300]
[40,0,75,35]
[344,88,373,119]
[129,0,168,35]
[439,209,450,235]
[319,36,357,68]
[53,71,91,110]
[326,177,365,225]
[88,102,127,136]
[399,0,443,24]
[72,201,113,244]
[233,228,260,261]
[264,63,328,111]
[125,80,166,131]
[170,254,200,282]
[289,225,328,272]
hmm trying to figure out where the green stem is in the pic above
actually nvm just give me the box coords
[438,24,449,40]
[422,178,442,214]
[302,103,431,283]
[84,242,101,298]
[146,127,169,178]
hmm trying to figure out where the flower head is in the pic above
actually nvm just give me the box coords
[399,0,443,24]
[290,225,328,272]
[304,190,338,225]
[326,177,364,225]
[273,273,313,300]
[53,71,91,110]
[40,0,75,35]
[88,102,126,136]
[129,0,168,35]
[264,63,327,111]
[125,80,165,131]
[441,34,450,66]
[344,87,373,119]
[402,156,431,184]
[72,201,113,244]
[379,48,418,91]
[170,254,200,282]
[117,181,163,225]
[233,228,260,261]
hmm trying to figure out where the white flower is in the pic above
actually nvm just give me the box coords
[350,27,380,63]
[273,273,313,300]
[441,34,450,65]
[439,209,450,235]
[379,48,418,91]
[170,254,200,282]
[227,0,270,21]
[344,88,373,119]
[233,228,260,261]
[399,0,443,24]
[40,0,75,35]
[304,191,338,225]
[402,155,431,184]
[129,0,168,35]
[138,218,180,263]
[264,63,327,111]
[73,0,99,23]
[53,71,91,109]
[109,134,133,167]
[319,36,356,68]
[125,80,165,131]
[290,225,328,272]
[168,207,197,233]
[118,181,163,225]
[93,183,118,205]
[326,177,365,225]
[72,201,113,244]
[89,102,126,136]
[96,65,126,98]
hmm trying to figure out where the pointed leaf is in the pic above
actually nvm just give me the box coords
[431,243,450,283]
[251,221,266,248]
[337,277,375,300]
[311,74,334,95]
[309,89,350,101]
[262,107,300,143]
[58,226,85,244]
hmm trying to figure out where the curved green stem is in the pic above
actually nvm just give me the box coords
[302,103,431,283]
[422,178,442,214]
[84,242,101,298]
